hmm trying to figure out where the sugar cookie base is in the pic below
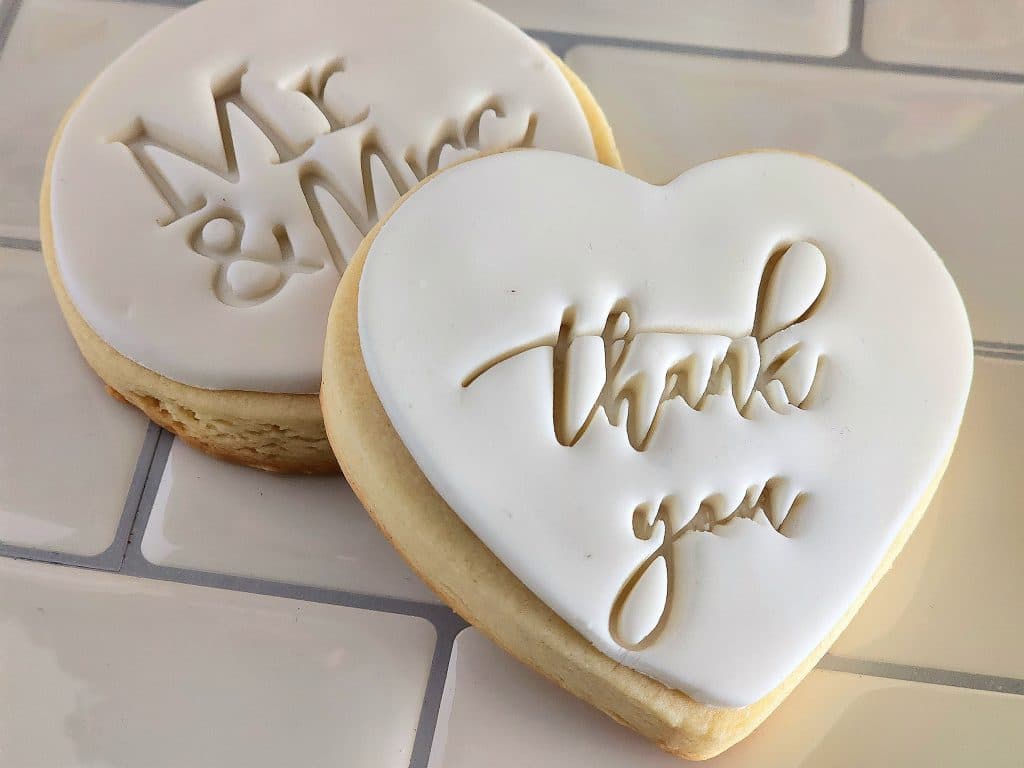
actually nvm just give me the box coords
[320,159,954,758]
[41,52,620,474]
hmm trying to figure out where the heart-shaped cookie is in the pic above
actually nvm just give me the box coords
[321,150,972,758]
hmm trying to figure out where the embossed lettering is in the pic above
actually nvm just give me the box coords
[610,481,805,650]
[115,60,537,306]
[463,242,828,451]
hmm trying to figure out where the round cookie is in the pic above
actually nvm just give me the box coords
[42,0,619,473]
[321,150,972,757]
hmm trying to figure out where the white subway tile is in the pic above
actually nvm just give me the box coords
[430,628,1024,767]
[142,439,438,602]
[864,0,1024,74]
[0,556,435,767]
[0,248,148,555]
[0,0,174,238]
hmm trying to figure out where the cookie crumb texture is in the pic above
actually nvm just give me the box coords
[121,390,332,475]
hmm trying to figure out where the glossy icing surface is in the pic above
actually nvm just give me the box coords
[50,0,596,393]
[359,150,973,706]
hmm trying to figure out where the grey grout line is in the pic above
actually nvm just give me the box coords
[526,29,572,59]
[976,340,1024,352]
[846,0,866,56]
[0,235,40,252]
[122,553,464,623]
[84,0,196,5]
[0,541,122,570]
[533,24,1024,85]
[0,420,161,571]
[113,420,163,568]
[975,347,1024,361]
[820,654,1024,696]
[531,28,877,68]
[0,0,23,62]
[119,425,173,572]
[408,619,468,768]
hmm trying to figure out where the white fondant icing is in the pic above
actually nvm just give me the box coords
[225,260,282,301]
[564,336,605,440]
[617,555,667,648]
[51,0,597,393]
[358,150,972,707]
[758,241,827,338]
[200,217,237,253]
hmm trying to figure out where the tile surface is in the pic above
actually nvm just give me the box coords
[142,439,439,602]
[0,248,148,555]
[833,358,1024,678]
[430,629,1024,767]
[0,0,174,238]
[0,556,436,768]
[481,0,851,57]
[864,0,1024,74]
[566,45,1024,343]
